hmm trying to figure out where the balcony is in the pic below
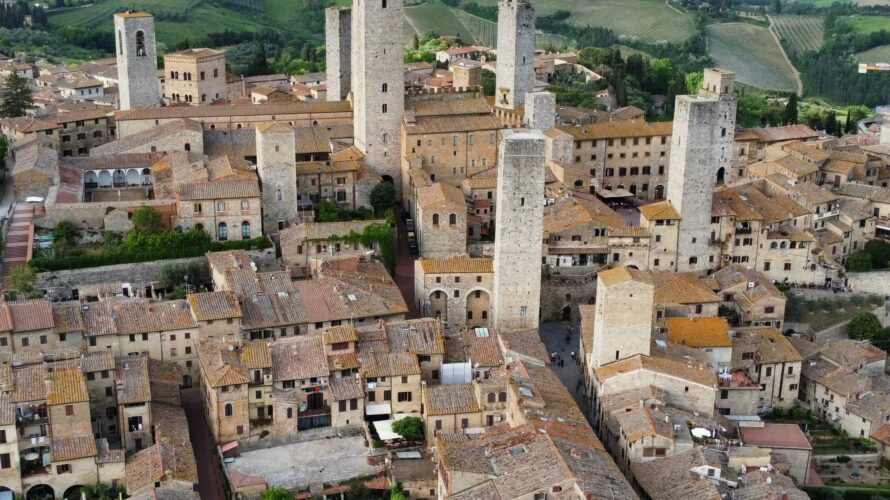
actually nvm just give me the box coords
[735,227,753,235]
[814,209,840,221]
[16,406,48,427]
[19,434,49,451]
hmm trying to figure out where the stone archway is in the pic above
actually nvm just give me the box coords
[26,484,54,500]
[63,485,85,500]
[561,305,572,321]
[98,170,112,187]
[429,290,448,328]
[654,185,664,199]
[716,167,726,185]
[465,288,491,328]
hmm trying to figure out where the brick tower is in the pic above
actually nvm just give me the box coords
[495,0,535,110]
[667,68,736,273]
[114,11,159,110]
[351,0,404,186]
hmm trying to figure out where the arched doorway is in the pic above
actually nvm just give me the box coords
[64,485,85,500]
[112,169,125,186]
[716,167,726,185]
[26,484,54,500]
[654,185,664,199]
[98,170,112,187]
[561,305,572,321]
[84,171,98,187]
[125,169,140,185]
[182,374,192,387]
[429,291,448,328]
[382,175,394,184]
[466,289,490,328]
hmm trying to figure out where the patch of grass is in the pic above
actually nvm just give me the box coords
[772,15,825,55]
[844,15,890,36]
[706,22,800,91]
[469,0,695,44]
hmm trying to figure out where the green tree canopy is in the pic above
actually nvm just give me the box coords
[131,205,165,235]
[783,93,798,125]
[848,312,882,341]
[391,416,424,441]
[864,239,890,269]
[370,182,397,215]
[0,72,33,118]
[8,264,36,299]
[846,251,872,272]
[52,220,78,253]
[316,200,342,222]
[260,487,293,500]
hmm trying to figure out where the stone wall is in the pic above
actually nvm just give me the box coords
[541,271,597,322]
[847,271,890,296]
[114,13,160,110]
[495,0,535,110]
[39,199,174,230]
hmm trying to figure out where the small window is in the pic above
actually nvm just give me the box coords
[224,403,233,417]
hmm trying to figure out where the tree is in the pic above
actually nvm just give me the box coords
[480,69,496,97]
[783,93,798,125]
[773,0,782,13]
[131,205,165,235]
[8,264,36,299]
[0,72,33,118]
[864,239,890,269]
[261,487,293,500]
[824,111,839,136]
[846,251,872,272]
[316,200,342,222]
[412,33,420,50]
[370,181,397,215]
[391,416,424,441]
[848,312,882,341]
[391,481,407,500]
[52,220,78,253]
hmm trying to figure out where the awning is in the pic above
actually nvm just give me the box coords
[219,441,239,453]
[373,419,401,441]
[366,403,392,416]
[396,451,422,459]
[597,187,634,198]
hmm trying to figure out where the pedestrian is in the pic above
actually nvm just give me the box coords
[571,351,576,360]
[565,334,570,344]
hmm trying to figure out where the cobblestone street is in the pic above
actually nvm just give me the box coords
[539,320,585,410]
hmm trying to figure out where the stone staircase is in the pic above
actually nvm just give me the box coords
[2,203,35,281]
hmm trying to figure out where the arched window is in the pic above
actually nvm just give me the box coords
[195,223,204,232]
[721,128,727,138]
[184,143,191,152]
[224,403,233,416]
[487,392,495,403]
[214,68,219,78]
[382,83,388,93]
[780,241,787,249]
[449,213,456,225]
[498,391,507,402]
[286,408,293,418]
[276,189,283,201]
[432,214,439,225]
[170,70,175,80]
[218,222,228,241]
[770,242,778,249]
[241,222,250,240]
[135,31,146,57]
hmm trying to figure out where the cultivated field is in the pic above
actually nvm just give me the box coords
[856,44,890,62]
[470,0,695,44]
[404,0,478,42]
[843,15,890,35]
[706,23,800,92]
[771,15,824,55]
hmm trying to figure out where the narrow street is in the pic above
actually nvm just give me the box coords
[539,320,585,410]
[181,387,229,500]
[393,209,419,318]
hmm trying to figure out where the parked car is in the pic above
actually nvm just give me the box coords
[405,218,415,231]
[408,241,419,255]
[407,231,416,241]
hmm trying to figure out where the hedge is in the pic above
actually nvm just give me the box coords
[803,485,890,499]
[30,229,270,272]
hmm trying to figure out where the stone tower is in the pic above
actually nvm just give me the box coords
[492,129,546,331]
[325,7,351,102]
[666,68,736,274]
[524,91,556,130]
[114,11,160,110]
[351,0,404,186]
[590,267,654,368]
[495,0,535,110]
[256,123,297,233]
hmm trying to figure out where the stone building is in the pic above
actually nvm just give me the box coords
[730,327,802,411]
[494,0,535,110]
[256,122,298,233]
[414,257,493,331]
[590,267,654,368]
[325,7,351,102]
[491,129,546,331]
[114,11,159,110]
[667,69,736,273]
[351,0,404,185]
[163,48,228,105]
[12,144,57,200]
[415,182,467,259]
[279,219,385,267]
[639,201,680,270]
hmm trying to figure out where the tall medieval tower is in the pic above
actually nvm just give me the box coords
[590,267,654,368]
[351,0,404,186]
[495,0,535,110]
[256,123,297,233]
[325,7,351,102]
[114,11,159,110]
[492,129,546,331]
[666,68,736,274]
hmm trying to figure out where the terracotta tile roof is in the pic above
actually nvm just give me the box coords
[732,327,802,364]
[749,124,820,143]
[738,423,811,450]
[196,338,250,388]
[653,272,720,305]
[665,317,731,348]
[837,182,890,204]
[358,345,420,378]
[239,341,271,369]
[462,176,498,189]
[179,178,260,200]
[594,354,717,387]
[8,299,54,333]
[92,119,202,156]
[607,226,649,238]
[11,363,46,402]
[846,390,890,422]
[187,291,242,321]
[330,376,364,401]
[871,424,890,445]
[598,266,653,287]
[463,328,504,367]
[803,360,870,397]
[406,94,492,117]
[498,329,550,364]
[116,101,351,121]
[424,383,480,416]
[381,319,445,356]
[227,468,267,489]
[416,182,466,209]
[52,435,98,461]
[406,114,500,135]
[630,448,723,500]
[734,470,809,500]
[0,392,14,425]
[790,181,838,206]
[46,368,88,405]
[558,120,672,140]
[418,257,492,274]
[322,325,359,344]
[639,200,681,221]
[328,352,360,371]
[52,301,85,334]
[271,335,329,381]
[115,356,152,404]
